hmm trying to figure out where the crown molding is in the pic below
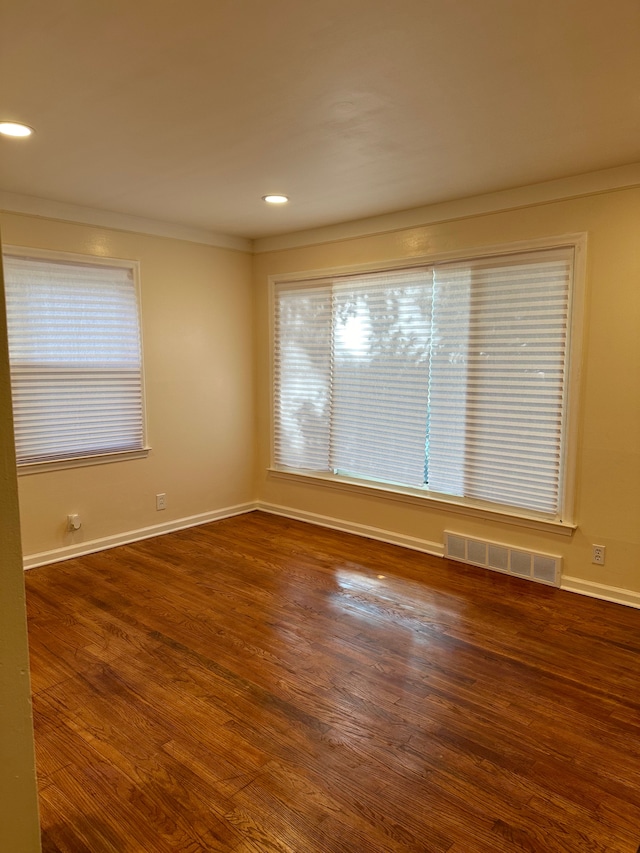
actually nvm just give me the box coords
[253,162,640,254]
[0,191,252,253]
[3,162,640,256]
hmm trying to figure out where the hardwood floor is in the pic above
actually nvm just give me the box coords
[25,511,640,852]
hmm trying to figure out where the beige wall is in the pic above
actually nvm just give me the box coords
[0,229,41,851]
[0,212,255,559]
[254,187,640,600]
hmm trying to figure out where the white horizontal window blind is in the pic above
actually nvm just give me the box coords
[274,281,333,471]
[274,269,433,486]
[331,270,432,487]
[3,252,144,465]
[427,249,572,513]
[273,244,574,519]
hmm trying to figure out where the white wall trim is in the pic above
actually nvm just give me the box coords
[266,468,576,537]
[258,501,444,558]
[253,162,640,253]
[0,191,252,253]
[23,501,258,570]
[259,506,640,611]
[260,505,640,611]
[561,576,640,610]
[3,164,640,257]
[23,502,640,611]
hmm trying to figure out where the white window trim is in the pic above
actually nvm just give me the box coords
[4,244,150,471]
[16,447,151,476]
[268,233,587,531]
[266,467,577,536]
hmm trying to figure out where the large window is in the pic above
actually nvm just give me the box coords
[3,249,145,467]
[273,245,576,520]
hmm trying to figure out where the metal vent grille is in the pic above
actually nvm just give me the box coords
[444,531,561,587]
[488,544,509,571]
[533,554,558,584]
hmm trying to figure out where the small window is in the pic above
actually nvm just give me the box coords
[3,249,146,467]
[273,245,575,520]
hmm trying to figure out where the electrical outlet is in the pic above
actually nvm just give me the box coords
[156,493,166,511]
[592,544,605,565]
[67,513,81,531]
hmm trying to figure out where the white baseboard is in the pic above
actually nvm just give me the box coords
[561,576,640,610]
[260,505,640,610]
[23,501,640,613]
[257,501,444,558]
[23,501,258,570]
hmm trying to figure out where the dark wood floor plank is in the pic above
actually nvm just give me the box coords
[26,511,640,852]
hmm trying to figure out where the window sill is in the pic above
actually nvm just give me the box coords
[17,447,151,476]
[266,467,576,537]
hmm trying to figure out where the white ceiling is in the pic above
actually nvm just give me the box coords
[1,0,639,240]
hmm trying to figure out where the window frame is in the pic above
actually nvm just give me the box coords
[3,245,150,475]
[268,234,586,534]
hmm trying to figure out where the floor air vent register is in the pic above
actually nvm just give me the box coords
[444,531,561,587]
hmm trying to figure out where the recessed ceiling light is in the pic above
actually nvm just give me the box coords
[0,121,34,138]
[262,194,289,204]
